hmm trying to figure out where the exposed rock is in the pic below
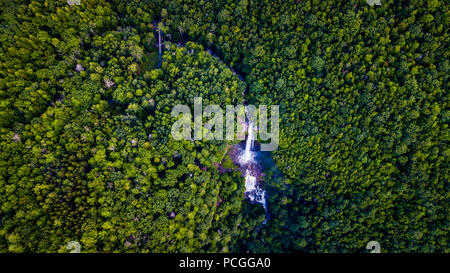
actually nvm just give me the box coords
[104,78,115,89]
[11,133,21,142]
[75,64,84,72]
[124,240,132,248]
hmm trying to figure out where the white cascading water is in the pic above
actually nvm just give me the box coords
[244,169,257,194]
[240,122,254,165]
[241,121,267,216]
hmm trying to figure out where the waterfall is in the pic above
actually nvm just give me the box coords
[244,168,268,214]
[240,122,254,165]
[244,170,257,199]
[240,121,268,221]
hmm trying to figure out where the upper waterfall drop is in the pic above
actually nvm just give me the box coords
[240,122,255,165]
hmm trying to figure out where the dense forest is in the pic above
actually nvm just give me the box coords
[0,0,448,253]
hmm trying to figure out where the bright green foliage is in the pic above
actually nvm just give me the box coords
[0,0,261,253]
